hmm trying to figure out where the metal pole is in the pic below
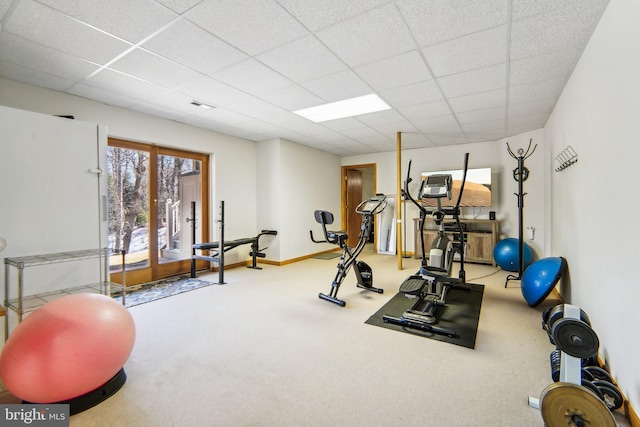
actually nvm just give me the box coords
[396,132,403,270]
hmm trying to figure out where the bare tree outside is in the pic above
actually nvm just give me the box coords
[107,146,199,267]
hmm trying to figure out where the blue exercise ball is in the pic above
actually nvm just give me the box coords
[493,238,533,272]
[521,257,567,307]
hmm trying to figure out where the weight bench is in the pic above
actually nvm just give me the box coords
[190,230,277,284]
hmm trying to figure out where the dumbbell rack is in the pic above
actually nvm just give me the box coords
[529,304,617,427]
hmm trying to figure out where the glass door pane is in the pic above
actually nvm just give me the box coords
[157,153,202,265]
[106,146,150,273]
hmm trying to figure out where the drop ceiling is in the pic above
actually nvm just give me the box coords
[0,0,609,155]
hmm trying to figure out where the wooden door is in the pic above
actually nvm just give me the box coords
[345,169,363,248]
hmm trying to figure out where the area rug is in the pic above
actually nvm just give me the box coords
[365,283,484,349]
[113,276,214,308]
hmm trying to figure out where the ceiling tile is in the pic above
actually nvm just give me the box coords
[36,0,179,44]
[356,50,432,92]
[398,0,508,47]
[0,0,12,19]
[0,0,611,156]
[224,97,287,119]
[258,85,324,111]
[276,0,388,31]
[438,63,507,99]
[142,19,248,76]
[256,34,347,83]
[0,59,75,92]
[399,100,452,121]
[212,58,294,95]
[301,69,371,103]
[320,117,368,132]
[510,2,606,60]
[398,133,434,149]
[2,0,132,64]
[448,88,506,113]
[186,0,308,55]
[456,106,506,124]
[507,113,549,134]
[339,126,381,140]
[0,32,100,81]
[155,0,203,14]
[510,48,580,86]
[109,48,203,89]
[511,0,609,22]
[127,99,189,121]
[82,68,166,102]
[316,4,415,67]
[428,131,469,146]
[509,78,565,104]
[177,74,252,107]
[265,111,316,129]
[461,119,506,134]
[380,80,443,109]
[507,98,556,118]
[67,82,142,109]
[423,25,507,77]
[413,114,459,132]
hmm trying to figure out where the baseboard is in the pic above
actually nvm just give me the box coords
[627,402,640,427]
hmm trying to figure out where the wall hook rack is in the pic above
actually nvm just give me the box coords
[554,146,578,172]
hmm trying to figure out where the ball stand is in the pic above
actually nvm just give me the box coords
[24,368,127,416]
[528,304,616,427]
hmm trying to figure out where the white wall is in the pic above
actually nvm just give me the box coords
[258,138,341,261]
[342,133,547,258]
[0,77,258,266]
[545,0,640,411]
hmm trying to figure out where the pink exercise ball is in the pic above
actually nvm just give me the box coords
[0,293,135,403]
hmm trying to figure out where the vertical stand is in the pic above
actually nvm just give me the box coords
[217,201,225,284]
[188,201,197,278]
[505,139,536,287]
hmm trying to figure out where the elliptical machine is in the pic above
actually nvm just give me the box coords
[383,154,470,337]
[310,194,387,307]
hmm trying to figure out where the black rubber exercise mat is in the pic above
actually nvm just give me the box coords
[365,283,484,349]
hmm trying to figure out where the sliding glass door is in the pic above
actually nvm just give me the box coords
[107,138,209,286]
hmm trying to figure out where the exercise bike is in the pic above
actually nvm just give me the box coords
[310,194,387,307]
[382,154,470,337]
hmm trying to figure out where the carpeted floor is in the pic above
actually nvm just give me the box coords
[312,252,342,260]
[113,276,214,308]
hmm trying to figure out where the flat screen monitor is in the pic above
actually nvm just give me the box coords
[420,168,492,207]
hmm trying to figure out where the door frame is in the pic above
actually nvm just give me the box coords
[341,163,377,251]
[108,138,209,286]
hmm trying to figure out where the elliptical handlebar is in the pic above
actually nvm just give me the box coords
[403,160,424,212]
[453,152,470,209]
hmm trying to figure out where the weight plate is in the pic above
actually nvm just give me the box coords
[581,368,595,382]
[540,382,616,427]
[581,379,604,400]
[584,366,613,383]
[546,305,591,333]
[542,306,552,330]
[593,380,624,410]
[551,318,599,359]
[546,304,565,331]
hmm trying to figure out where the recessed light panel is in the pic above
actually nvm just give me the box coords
[294,94,390,122]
